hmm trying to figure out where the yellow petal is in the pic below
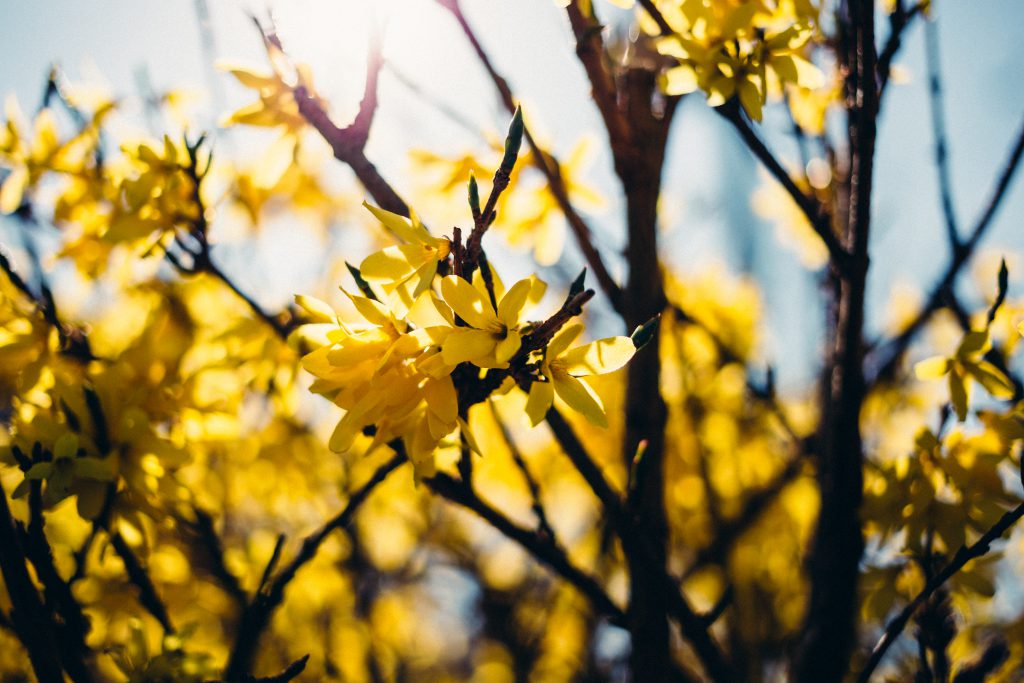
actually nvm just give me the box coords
[559,336,635,376]
[442,328,495,365]
[363,201,425,244]
[525,379,554,426]
[497,278,534,327]
[495,330,522,364]
[424,377,458,424]
[548,323,585,359]
[552,370,607,427]
[0,165,28,214]
[965,361,1015,400]
[294,294,336,323]
[441,275,497,330]
[346,292,392,327]
[914,356,951,380]
[360,245,422,283]
[662,64,700,95]
[956,330,990,359]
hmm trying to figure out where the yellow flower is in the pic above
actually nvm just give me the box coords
[915,330,1014,421]
[12,432,116,518]
[297,290,459,476]
[0,97,91,213]
[359,202,451,297]
[438,274,545,368]
[525,322,635,427]
[220,55,316,134]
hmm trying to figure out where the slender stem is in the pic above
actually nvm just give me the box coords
[924,16,960,248]
[866,114,1024,384]
[224,453,405,680]
[425,471,626,625]
[438,0,624,313]
[856,502,1024,682]
[718,102,851,273]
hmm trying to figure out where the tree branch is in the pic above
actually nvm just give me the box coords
[856,502,1024,682]
[0,487,65,683]
[437,0,624,313]
[424,470,627,625]
[866,113,1024,385]
[223,452,405,680]
[717,101,852,273]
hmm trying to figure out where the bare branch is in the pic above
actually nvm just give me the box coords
[856,502,1024,682]
[717,101,852,273]
[866,113,1024,385]
[224,453,405,680]
[437,0,624,312]
[424,470,627,625]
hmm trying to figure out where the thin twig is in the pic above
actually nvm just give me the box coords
[856,502,1024,682]
[108,528,175,633]
[924,16,960,248]
[717,101,851,273]
[223,453,405,680]
[877,1,927,100]
[424,470,626,625]
[437,0,624,313]
[866,114,1024,384]
[488,401,557,540]
[0,486,64,683]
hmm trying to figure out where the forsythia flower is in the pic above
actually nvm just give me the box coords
[651,1,825,121]
[360,202,451,297]
[525,322,635,427]
[297,290,459,476]
[438,274,544,368]
[915,329,1014,421]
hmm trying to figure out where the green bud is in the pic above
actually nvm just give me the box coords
[468,172,480,217]
[987,257,1009,325]
[500,105,524,173]
[630,314,661,350]
[568,268,587,299]
[345,261,378,301]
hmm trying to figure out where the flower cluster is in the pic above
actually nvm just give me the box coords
[297,201,638,478]
[645,0,826,121]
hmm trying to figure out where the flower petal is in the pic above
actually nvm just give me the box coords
[525,379,554,426]
[559,336,635,376]
[553,370,607,427]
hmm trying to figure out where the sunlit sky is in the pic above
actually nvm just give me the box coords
[1,0,1023,386]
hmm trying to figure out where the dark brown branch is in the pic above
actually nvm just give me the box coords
[489,402,557,540]
[671,305,802,445]
[0,487,65,683]
[856,502,1024,683]
[24,485,93,682]
[924,16,960,248]
[564,2,633,152]
[223,452,405,680]
[717,101,852,273]
[176,506,248,609]
[636,0,674,37]
[545,410,733,682]
[437,0,624,313]
[866,114,1024,385]
[877,1,927,99]
[109,528,175,633]
[682,455,804,579]
[795,0,877,678]
[291,31,409,218]
[424,470,626,625]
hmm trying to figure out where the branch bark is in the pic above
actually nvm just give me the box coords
[794,0,877,679]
